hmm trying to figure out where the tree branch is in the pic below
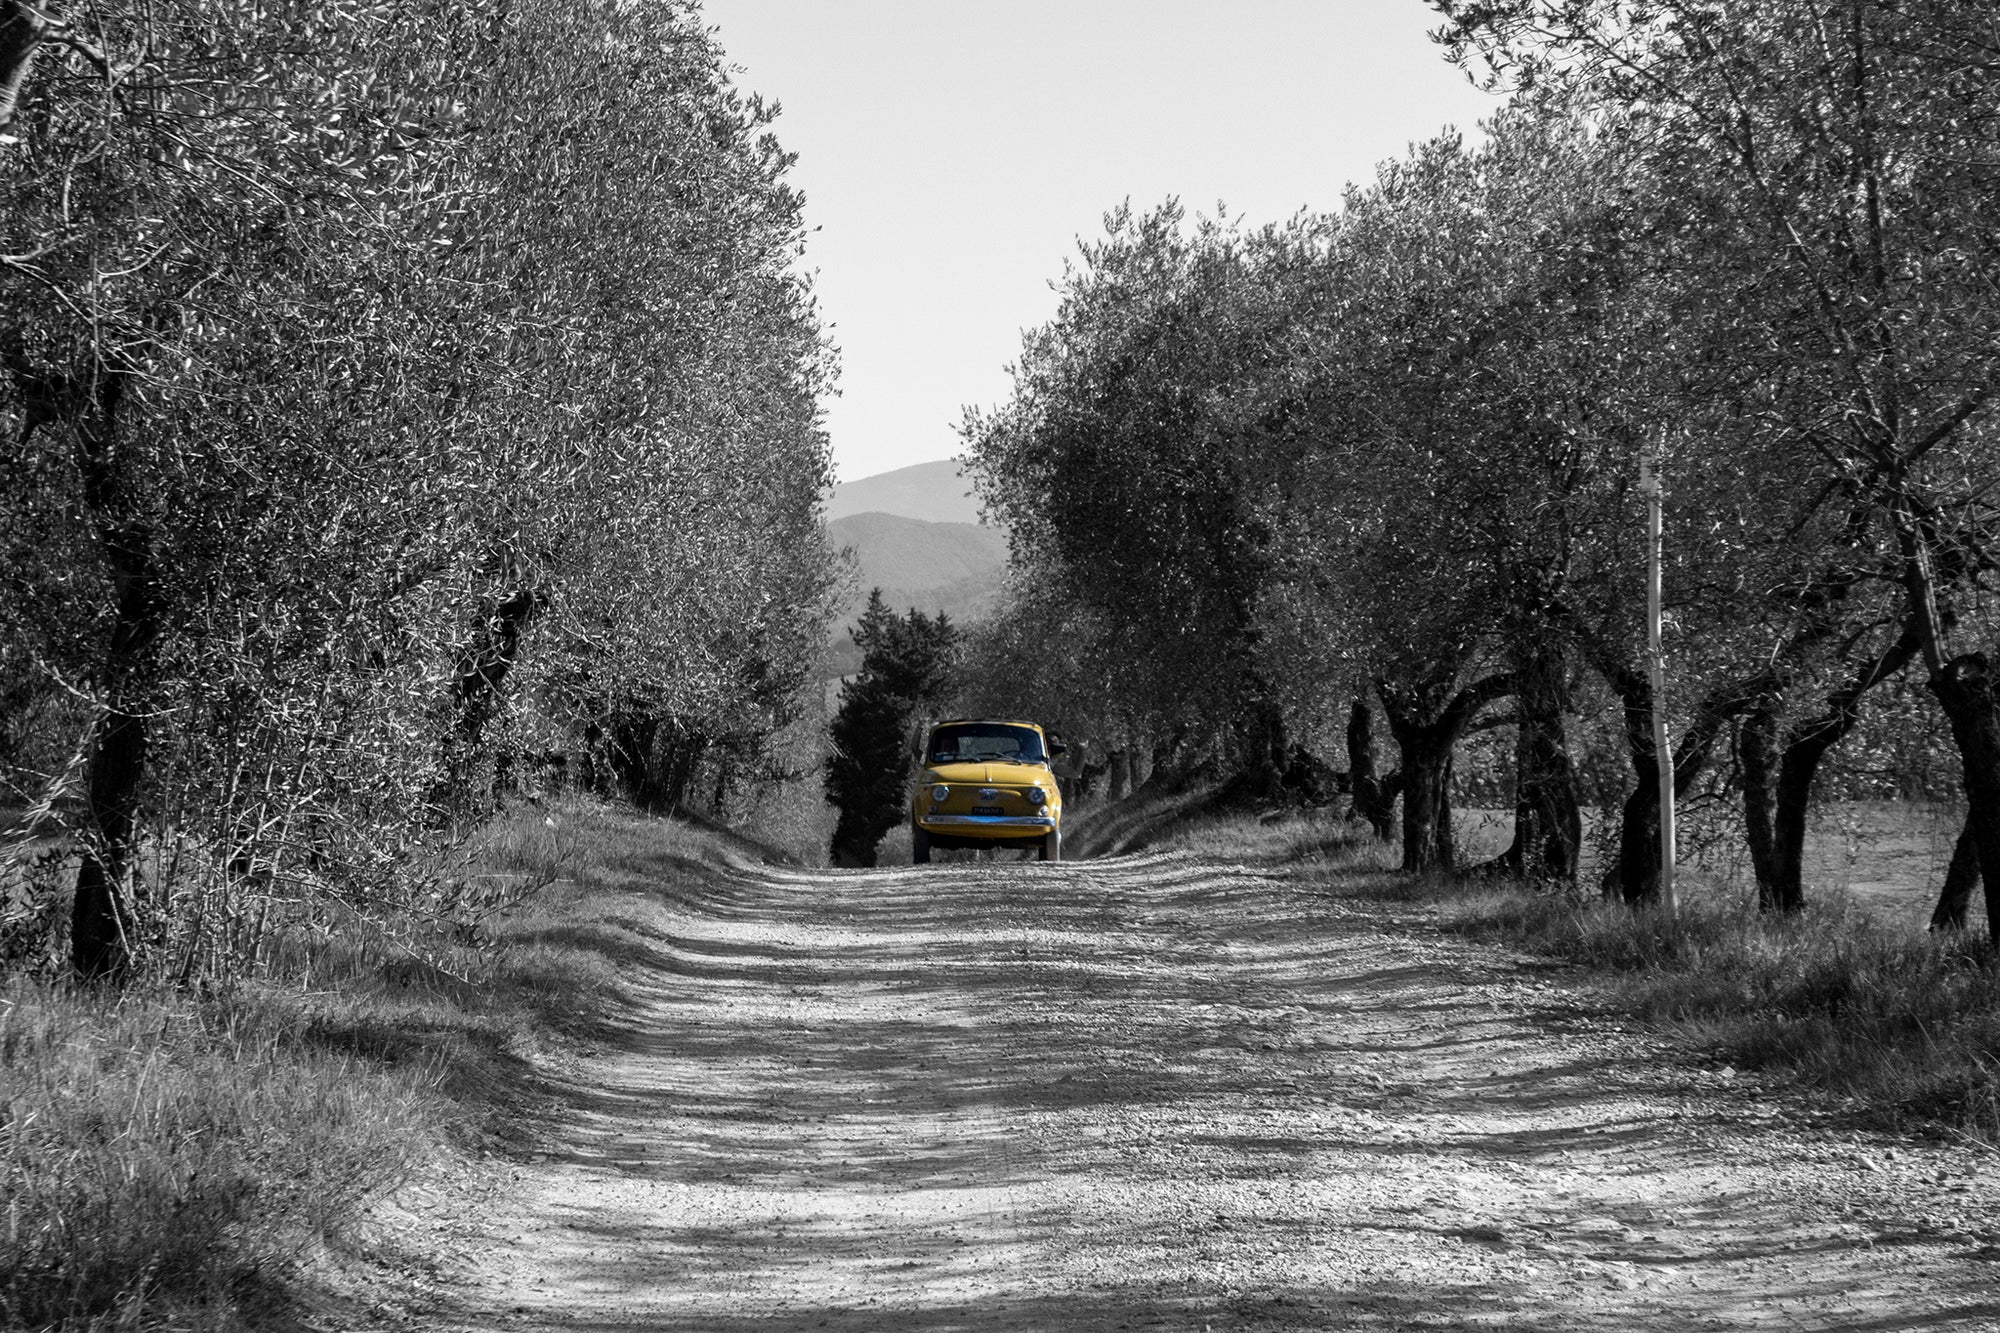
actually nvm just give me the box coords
[1905,387,1992,469]
[0,0,59,131]
[1440,670,1518,736]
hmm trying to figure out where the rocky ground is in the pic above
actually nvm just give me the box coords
[368,846,2000,1331]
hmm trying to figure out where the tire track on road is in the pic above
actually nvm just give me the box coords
[417,846,2000,1332]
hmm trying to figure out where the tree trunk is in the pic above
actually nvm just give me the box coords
[1929,813,1979,932]
[1398,737,1455,871]
[1764,751,1815,914]
[652,721,708,812]
[1107,747,1131,801]
[1377,672,1513,873]
[1611,737,1738,903]
[1138,728,1212,795]
[1610,770,1659,903]
[1766,745,1820,914]
[69,368,149,981]
[0,1,60,131]
[1603,673,1745,903]
[1740,701,1783,908]
[708,751,735,817]
[436,578,541,811]
[1135,734,1179,795]
[1229,693,1288,800]
[1346,698,1395,841]
[1490,645,1580,882]
[1547,613,1686,905]
[1929,653,2000,944]
[1760,630,1921,912]
[73,705,144,981]
[576,721,605,794]
[607,717,659,806]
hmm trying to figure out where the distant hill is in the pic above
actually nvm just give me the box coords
[827,459,983,525]
[823,511,1010,677]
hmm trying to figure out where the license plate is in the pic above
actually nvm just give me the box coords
[970,805,1003,816]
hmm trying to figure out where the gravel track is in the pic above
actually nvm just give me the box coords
[403,848,2000,1331]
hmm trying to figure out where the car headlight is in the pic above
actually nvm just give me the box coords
[930,784,950,802]
[1025,786,1048,806]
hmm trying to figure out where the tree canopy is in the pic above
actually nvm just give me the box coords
[1,0,838,979]
[963,1,2000,930]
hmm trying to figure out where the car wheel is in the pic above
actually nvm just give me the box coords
[1039,828,1061,863]
[912,825,930,865]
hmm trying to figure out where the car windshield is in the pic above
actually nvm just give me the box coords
[928,723,1045,765]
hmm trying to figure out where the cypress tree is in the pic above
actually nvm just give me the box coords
[825,591,959,866]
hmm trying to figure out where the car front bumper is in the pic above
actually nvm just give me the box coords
[919,814,1055,830]
[915,813,1057,847]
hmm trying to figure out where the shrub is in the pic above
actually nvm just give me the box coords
[0,982,435,1329]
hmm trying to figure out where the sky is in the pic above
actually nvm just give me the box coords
[701,1,1506,485]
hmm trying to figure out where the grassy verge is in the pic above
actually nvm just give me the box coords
[1,796,749,1331]
[1091,797,2000,1141]
[1311,836,2000,1142]
[1,983,434,1331]
[1066,785,1374,862]
[1139,804,1373,864]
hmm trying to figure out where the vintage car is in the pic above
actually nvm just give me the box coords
[909,719,1065,863]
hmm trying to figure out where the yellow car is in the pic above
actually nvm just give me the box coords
[910,719,1065,863]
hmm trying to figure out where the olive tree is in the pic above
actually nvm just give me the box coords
[1,0,836,979]
[1437,0,2000,929]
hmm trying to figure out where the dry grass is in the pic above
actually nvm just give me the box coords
[1107,794,2000,1139]
[1065,784,1377,863]
[1320,833,2000,1141]
[1144,805,1373,865]
[0,984,434,1330]
[0,795,754,1330]
[1449,800,1981,930]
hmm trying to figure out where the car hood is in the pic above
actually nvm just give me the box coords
[925,761,1051,786]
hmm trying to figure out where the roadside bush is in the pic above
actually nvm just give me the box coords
[0,983,436,1330]
[0,796,745,1329]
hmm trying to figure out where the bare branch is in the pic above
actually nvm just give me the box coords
[0,0,61,131]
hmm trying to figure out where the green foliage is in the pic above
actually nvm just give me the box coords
[966,4,2000,902]
[964,203,1328,767]
[1422,0,2000,905]
[949,580,1118,745]
[824,591,960,866]
[0,1,836,977]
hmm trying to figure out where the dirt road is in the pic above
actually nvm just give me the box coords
[406,849,2000,1331]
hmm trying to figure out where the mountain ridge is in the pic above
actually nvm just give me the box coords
[822,508,1010,677]
[826,459,983,526]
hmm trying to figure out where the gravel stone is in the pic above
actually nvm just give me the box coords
[387,848,2000,1331]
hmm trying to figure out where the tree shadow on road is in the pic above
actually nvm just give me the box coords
[436,848,1998,1333]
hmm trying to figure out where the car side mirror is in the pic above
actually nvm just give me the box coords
[1049,742,1068,757]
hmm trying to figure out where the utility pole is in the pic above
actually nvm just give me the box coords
[1641,452,1677,924]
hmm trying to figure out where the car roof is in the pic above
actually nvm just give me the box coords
[928,718,1044,731]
